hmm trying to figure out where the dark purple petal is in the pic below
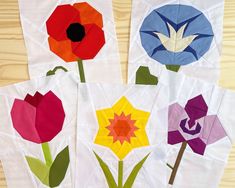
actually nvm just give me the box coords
[168,131,185,145]
[187,138,206,155]
[180,118,202,135]
[185,95,208,128]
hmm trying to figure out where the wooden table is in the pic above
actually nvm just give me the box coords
[0,0,234,187]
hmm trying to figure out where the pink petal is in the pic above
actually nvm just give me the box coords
[168,103,187,131]
[199,115,227,145]
[11,99,41,143]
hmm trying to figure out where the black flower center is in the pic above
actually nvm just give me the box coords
[66,23,85,42]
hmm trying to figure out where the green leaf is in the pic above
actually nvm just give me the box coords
[135,66,158,85]
[25,156,50,186]
[49,146,70,187]
[123,153,150,188]
[46,66,68,76]
[94,151,118,188]
[165,65,180,72]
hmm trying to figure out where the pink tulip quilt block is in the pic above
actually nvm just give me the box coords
[0,72,78,188]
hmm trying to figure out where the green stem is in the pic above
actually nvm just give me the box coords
[118,161,123,188]
[77,59,86,83]
[41,142,53,167]
[168,142,187,185]
[46,66,68,76]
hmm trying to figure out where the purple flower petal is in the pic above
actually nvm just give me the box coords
[187,138,206,155]
[185,95,208,128]
[168,130,185,145]
[180,118,202,135]
[198,115,227,145]
[168,103,187,131]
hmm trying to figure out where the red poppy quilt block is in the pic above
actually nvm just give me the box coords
[75,83,170,187]
[0,72,78,188]
[18,0,122,83]
[159,71,235,188]
[128,0,224,84]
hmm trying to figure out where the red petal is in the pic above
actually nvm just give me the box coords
[11,99,41,143]
[71,24,105,60]
[46,5,81,41]
[36,91,65,143]
[24,92,43,107]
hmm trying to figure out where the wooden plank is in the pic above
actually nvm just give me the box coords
[0,0,234,187]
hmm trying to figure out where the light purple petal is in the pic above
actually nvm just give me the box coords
[199,115,227,145]
[185,95,208,127]
[187,138,206,155]
[168,103,187,131]
[168,130,185,145]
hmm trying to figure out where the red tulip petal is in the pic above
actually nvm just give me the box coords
[11,99,41,143]
[36,91,65,143]
[24,92,43,107]
[71,24,105,60]
[73,2,103,28]
[48,37,78,62]
[46,5,81,41]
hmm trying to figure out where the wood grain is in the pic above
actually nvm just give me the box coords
[0,0,234,187]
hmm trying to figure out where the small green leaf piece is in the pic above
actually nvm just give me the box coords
[46,66,68,76]
[49,146,70,187]
[165,65,180,72]
[25,156,50,186]
[135,66,158,85]
[123,153,150,188]
[94,151,118,188]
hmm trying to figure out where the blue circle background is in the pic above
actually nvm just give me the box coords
[140,4,214,66]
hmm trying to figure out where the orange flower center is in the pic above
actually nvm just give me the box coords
[107,112,138,144]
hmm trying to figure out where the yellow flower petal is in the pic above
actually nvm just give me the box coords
[95,96,150,160]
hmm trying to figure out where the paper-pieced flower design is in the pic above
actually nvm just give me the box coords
[94,97,150,188]
[140,4,214,72]
[167,95,227,185]
[11,91,70,187]
[46,2,105,82]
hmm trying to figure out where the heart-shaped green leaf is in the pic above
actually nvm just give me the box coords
[135,66,158,85]
[49,146,70,187]
[26,156,50,186]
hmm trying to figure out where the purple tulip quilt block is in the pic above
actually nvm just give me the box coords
[167,94,227,185]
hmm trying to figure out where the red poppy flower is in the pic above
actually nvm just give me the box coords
[46,2,105,62]
[11,91,65,144]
